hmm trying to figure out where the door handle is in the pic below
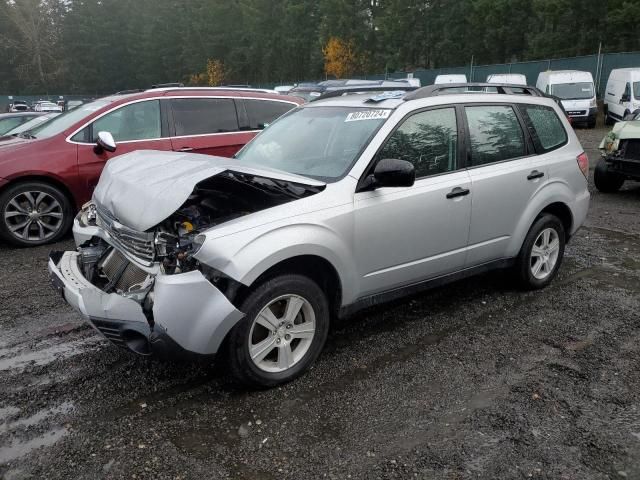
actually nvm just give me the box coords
[446,187,470,199]
[527,170,544,180]
[178,147,194,152]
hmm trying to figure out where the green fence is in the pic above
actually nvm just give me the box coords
[361,51,640,98]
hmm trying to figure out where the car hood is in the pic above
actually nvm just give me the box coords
[93,150,325,232]
[599,120,640,153]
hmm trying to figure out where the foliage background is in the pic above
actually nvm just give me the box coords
[1,0,639,94]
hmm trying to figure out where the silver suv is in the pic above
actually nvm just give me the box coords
[49,85,590,387]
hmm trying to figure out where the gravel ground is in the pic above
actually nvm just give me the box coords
[1,126,639,480]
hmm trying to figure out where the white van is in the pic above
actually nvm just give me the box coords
[487,73,527,85]
[604,68,640,124]
[434,74,467,84]
[536,70,597,128]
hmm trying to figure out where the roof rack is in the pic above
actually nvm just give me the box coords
[150,82,185,89]
[114,89,145,95]
[314,85,417,101]
[404,83,544,101]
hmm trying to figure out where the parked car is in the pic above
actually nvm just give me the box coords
[8,101,30,112]
[2,112,60,138]
[595,114,640,192]
[536,70,597,128]
[0,88,302,247]
[274,85,294,94]
[288,79,414,102]
[603,68,640,125]
[487,73,527,85]
[49,84,589,387]
[33,101,63,113]
[0,112,46,136]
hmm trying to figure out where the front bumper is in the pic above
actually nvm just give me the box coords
[49,250,244,358]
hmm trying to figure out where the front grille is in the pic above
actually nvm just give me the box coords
[95,205,155,264]
[622,139,640,160]
[94,322,127,348]
[567,110,587,116]
[100,248,150,293]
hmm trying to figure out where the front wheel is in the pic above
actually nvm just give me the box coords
[225,274,330,388]
[594,159,624,193]
[0,181,73,247]
[515,214,566,290]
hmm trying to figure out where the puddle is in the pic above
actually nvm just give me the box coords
[0,401,74,434]
[0,338,102,372]
[0,427,68,464]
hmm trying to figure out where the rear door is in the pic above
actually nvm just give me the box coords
[168,97,252,157]
[463,103,545,266]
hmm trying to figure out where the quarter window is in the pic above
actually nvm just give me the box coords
[377,108,458,177]
[171,98,238,136]
[465,105,525,166]
[244,100,295,130]
[92,100,161,142]
[518,104,567,153]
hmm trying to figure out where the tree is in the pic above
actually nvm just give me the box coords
[206,59,225,86]
[323,37,358,79]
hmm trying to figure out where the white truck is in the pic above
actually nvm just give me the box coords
[536,70,597,128]
[603,68,640,125]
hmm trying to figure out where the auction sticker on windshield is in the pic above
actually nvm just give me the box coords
[345,110,391,122]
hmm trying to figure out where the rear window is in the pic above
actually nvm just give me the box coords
[171,98,238,136]
[244,99,295,130]
[464,105,526,166]
[518,104,567,153]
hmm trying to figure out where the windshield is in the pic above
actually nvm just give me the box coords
[551,82,594,100]
[288,90,321,102]
[235,106,390,181]
[6,114,57,135]
[28,99,110,139]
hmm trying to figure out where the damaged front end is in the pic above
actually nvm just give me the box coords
[599,121,640,179]
[49,162,323,358]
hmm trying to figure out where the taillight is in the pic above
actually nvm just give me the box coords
[577,152,589,178]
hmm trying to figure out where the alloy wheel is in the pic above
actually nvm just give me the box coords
[3,190,64,242]
[530,227,560,280]
[248,294,316,373]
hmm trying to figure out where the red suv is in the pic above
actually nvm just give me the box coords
[0,88,302,247]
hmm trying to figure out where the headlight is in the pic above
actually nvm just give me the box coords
[590,98,597,108]
[192,234,206,255]
[78,202,97,226]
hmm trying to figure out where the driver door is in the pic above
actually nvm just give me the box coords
[75,99,172,195]
[353,107,472,297]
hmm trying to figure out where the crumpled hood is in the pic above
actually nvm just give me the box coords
[93,150,325,231]
[599,121,640,153]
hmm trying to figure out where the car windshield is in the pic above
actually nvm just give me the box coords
[235,106,390,181]
[288,90,321,102]
[551,82,594,100]
[634,82,640,99]
[5,114,57,135]
[28,99,110,139]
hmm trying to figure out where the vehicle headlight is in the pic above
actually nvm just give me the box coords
[590,98,597,108]
[192,234,206,255]
[78,202,97,226]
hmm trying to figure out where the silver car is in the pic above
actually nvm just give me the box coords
[49,86,590,387]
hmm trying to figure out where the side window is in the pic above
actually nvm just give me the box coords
[465,105,525,166]
[377,108,458,178]
[623,82,631,100]
[518,104,567,153]
[244,99,295,130]
[71,126,90,143]
[171,98,238,136]
[92,100,161,142]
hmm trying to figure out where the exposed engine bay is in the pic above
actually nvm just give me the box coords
[76,171,323,302]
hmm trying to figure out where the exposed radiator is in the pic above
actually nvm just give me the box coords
[100,248,150,293]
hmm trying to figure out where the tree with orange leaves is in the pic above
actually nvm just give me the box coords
[323,37,358,79]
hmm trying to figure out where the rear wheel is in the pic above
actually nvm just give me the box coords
[515,214,565,290]
[225,274,330,388]
[594,159,624,193]
[0,181,73,247]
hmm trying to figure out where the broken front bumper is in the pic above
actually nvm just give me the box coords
[48,250,244,358]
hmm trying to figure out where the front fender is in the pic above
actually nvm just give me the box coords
[194,222,358,306]
[506,179,577,257]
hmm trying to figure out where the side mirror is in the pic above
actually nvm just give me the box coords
[371,158,415,189]
[621,94,630,103]
[94,131,117,154]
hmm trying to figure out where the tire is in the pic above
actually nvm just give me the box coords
[594,158,624,193]
[588,119,596,129]
[225,274,330,388]
[0,181,73,247]
[604,113,614,126]
[515,214,566,290]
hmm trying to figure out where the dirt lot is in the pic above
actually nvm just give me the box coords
[1,126,639,480]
